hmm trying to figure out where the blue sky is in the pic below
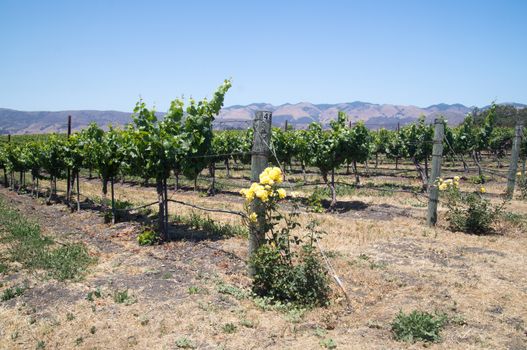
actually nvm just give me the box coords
[1,0,526,111]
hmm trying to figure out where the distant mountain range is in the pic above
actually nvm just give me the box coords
[1,101,525,134]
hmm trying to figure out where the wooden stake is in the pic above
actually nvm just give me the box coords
[66,115,72,202]
[248,110,272,275]
[506,122,523,199]
[427,119,445,227]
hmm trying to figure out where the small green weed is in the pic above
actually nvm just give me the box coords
[222,323,237,334]
[86,287,102,301]
[188,286,202,295]
[313,327,327,338]
[240,318,254,328]
[0,262,8,274]
[1,285,26,301]
[468,174,489,184]
[216,282,247,300]
[137,229,158,246]
[391,310,447,343]
[113,289,136,305]
[319,338,337,349]
[44,243,94,281]
[175,337,195,349]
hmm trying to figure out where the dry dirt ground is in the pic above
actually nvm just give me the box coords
[1,174,527,350]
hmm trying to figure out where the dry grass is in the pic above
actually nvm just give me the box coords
[1,162,526,349]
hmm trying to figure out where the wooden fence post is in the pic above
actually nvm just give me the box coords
[427,119,445,227]
[248,110,272,275]
[506,122,523,199]
[3,135,10,187]
[66,115,72,203]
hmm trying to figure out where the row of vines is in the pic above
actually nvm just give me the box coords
[0,92,526,237]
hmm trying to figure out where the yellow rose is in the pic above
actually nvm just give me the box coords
[259,174,274,185]
[245,190,255,201]
[439,183,448,191]
[517,172,522,177]
[277,188,286,199]
[268,167,283,183]
[255,189,269,202]
[479,187,486,193]
[248,212,258,222]
[454,176,460,182]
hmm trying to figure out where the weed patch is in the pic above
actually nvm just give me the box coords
[174,212,248,238]
[391,310,447,343]
[0,198,94,281]
[1,284,26,301]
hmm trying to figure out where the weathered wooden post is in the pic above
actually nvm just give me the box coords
[427,119,445,227]
[396,122,400,170]
[506,122,523,199]
[248,110,272,275]
[3,135,10,187]
[66,115,72,203]
[284,120,288,131]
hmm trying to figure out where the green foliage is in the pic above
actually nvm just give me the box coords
[518,173,527,200]
[0,198,94,281]
[0,262,7,274]
[391,310,447,343]
[174,212,248,238]
[187,286,202,295]
[306,187,325,213]
[468,174,489,184]
[1,284,26,301]
[216,282,248,300]
[250,244,330,307]
[444,188,505,234]
[137,229,159,246]
[221,322,237,334]
[473,104,527,128]
[175,337,195,349]
[319,338,337,349]
[113,289,135,305]
[45,243,94,281]
[86,287,102,302]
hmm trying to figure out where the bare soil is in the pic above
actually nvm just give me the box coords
[1,176,526,350]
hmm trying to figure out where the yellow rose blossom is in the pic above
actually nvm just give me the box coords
[259,174,274,185]
[454,176,460,181]
[255,189,269,202]
[517,172,522,177]
[248,212,258,222]
[439,183,448,191]
[277,188,286,199]
[479,186,486,193]
[268,167,283,183]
